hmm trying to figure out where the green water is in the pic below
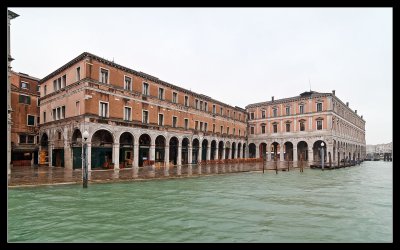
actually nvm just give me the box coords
[8,161,392,242]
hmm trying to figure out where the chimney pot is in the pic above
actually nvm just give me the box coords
[346,102,349,106]
[332,90,335,95]
[272,96,274,102]
[355,110,357,114]
[361,115,363,119]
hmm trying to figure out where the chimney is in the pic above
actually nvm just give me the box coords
[346,102,349,107]
[355,110,357,114]
[272,96,274,102]
[332,90,335,95]
[361,115,363,119]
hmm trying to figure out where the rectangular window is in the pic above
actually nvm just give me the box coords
[124,107,132,121]
[250,112,254,120]
[195,121,199,130]
[273,124,278,133]
[143,82,149,95]
[286,123,290,132]
[19,135,26,144]
[227,110,230,118]
[239,129,241,136]
[62,75,66,88]
[124,76,132,91]
[37,85,40,93]
[200,100,203,110]
[227,127,229,134]
[261,125,265,134]
[200,122,203,131]
[220,107,223,116]
[204,123,208,132]
[76,67,81,81]
[53,80,57,91]
[262,110,265,118]
[233,128,235,135]
[100,68,109,84]
[27,115,35,126]
[300,122,305,131]
[212,124,216,133]
[158,88,164,100]
[195,99,199,109]
[76,101,80,115]
[184,96,189,107]
[57,78,61,90]
[317,120,323,130]
[27,135,34,144]
[204,102,208,112]
[19,95,31,105]
[99,102,108,117]
[239,114,241,121]
[299,105,304,114]
[142,110,149,124]
[44,85,47,95]
[273,109,277,117]
[250,127,254,134]
[61,106,65,119]
[184,118,189,130]
[43,111,46,123]
[56,107,60,120]
[172,116,177,128]
[20,81,29,89]
[158,113,164,126]
[172,92,178,103]
[52,109,56,121]
[317,103,322,112]
[233,112,236,119]
[220,126,223,134]
[286,107,290,115]
[213,104,216,114]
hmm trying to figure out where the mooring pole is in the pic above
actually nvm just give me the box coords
[262,154,265,174]
[274,155,278,174]
[287,154,289,172]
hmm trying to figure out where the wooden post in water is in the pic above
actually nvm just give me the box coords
[274,155,278,174]
[300,153,304,173]
[338,153,340,168]
[329,153,332,169]
[262,154,265,174]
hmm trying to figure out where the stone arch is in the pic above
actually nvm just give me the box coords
[202,139,208,161]
[312,140,327,163]
[249,143,256,158]
[91,129,114,169]
[192,138,200,164]
[297,141,308,161]
[237,142,242,158]
[155,135,166,163]
[169,136,179,165]
[218,141,224,159]
[181,137,190,165]
[138,133,151,167]
[210,140,217,160]
[284,141,294,161]
[271,142,280,160]
[231,142,236,159]
[259,142,267,158]
[225,141,231,159]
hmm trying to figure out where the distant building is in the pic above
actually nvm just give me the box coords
[10,71,41,166]
[246,90,366,163]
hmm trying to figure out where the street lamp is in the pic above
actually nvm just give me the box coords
[320,142,325,170]
[82,130,89,188]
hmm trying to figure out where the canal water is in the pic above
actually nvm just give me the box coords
[8,161,392,242]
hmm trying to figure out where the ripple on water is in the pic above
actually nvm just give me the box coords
[8,161,392,242]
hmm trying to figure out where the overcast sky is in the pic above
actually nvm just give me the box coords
[9,8,392,145]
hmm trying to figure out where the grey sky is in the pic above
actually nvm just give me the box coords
[9,8,392,145]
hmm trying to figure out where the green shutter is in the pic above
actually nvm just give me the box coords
[27,96,31,105]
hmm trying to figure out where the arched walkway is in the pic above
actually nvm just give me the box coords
[192,138,200,164]
[202,139,208,161]
[297,141,308,161]
[211,140,217,160]
[284,141,293,161]
[182,138,189,165]
[138,134,151,167]
[169,137,179,165]
[91,129,114,169]
[313,140,327,163]
[249,143,256,158]
[155,135,166,163]
[119,132,134,168]
[71,129,82,169]
[271,142,280,160]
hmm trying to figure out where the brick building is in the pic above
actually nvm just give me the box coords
[38,52,248,170]
[10,71,41,166]
[246,91,366,164]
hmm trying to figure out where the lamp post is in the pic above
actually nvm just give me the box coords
[320,142,325,171]
[82,130,89,188]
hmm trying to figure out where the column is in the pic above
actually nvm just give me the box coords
[177,145,182,175]
[133,144,139,168]
[87,143,92,171]
[236,146,239,159]
[215,146,219,160]
[206,146,211,161]
[48,143,53,167]
[164,146,169,176]
[266,143,271,161]
[150,144,155,162]
[255,144,260,159]
[64,141,72,170]
[113,143,120,169]
[280,143,284,161]
[308,147,313,164]
[245,145,249,158]
[188,146,193,165]
[198,146,202,163]
[164,146,170,167]
[293,147,298,163]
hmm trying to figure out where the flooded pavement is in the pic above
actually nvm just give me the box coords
[8,161,314,187]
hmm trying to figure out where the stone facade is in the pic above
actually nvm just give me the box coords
[246,91,366,164]
[38,52,248,170]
